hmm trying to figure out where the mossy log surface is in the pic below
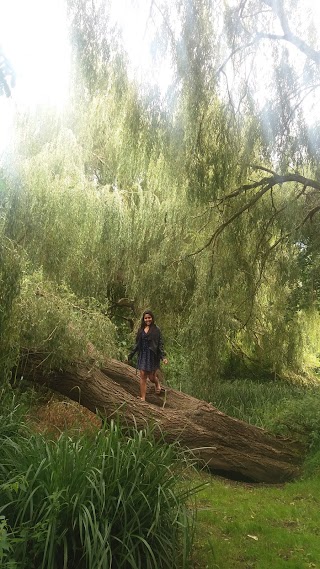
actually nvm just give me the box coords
[19,352,304,483]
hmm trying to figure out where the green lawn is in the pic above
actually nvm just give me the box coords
[191,473,320,569]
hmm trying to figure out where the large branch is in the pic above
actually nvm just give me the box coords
[221,172,320,203]
[18,351,303,484]
[187,171,320,257]
[261,0,320,65]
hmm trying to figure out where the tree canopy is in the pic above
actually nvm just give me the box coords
[1,0,320,397]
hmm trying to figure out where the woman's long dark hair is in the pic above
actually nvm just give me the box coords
[139,310,155,328]
[136,310,158,341]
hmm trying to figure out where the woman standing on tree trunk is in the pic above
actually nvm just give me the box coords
[128,310,168,401]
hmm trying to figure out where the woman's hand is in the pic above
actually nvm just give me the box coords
[162,358,168,365]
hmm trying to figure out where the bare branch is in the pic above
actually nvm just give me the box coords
[216,173,320,207]
[300,205,320,225]
[215,40,256,76]
[260,0,320,65]
[186,172,320,258]
[187,183,272,257]
[250,164,277,176]
[257,31,320,64]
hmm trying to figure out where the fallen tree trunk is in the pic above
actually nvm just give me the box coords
[18,352,304,484]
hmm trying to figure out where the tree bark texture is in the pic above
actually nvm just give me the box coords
[18,352,304,484]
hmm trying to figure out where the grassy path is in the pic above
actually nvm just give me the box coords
[192,473,320,569]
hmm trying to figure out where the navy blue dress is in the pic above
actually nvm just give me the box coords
[138,330,160,372]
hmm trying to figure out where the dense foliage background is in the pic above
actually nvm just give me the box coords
[1,0,320,398]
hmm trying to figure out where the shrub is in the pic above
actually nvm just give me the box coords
[17,270,117,369]
[0,420,196,569]
[271,388,320,452]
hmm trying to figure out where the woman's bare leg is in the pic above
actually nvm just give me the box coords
[139,370,148,401]
[149,371,161,394]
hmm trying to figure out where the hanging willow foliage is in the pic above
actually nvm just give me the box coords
[17,270,117,369]
[0,235,22,381]
[2,0,320,396]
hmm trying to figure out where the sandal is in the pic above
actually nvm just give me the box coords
[155,385,161,395]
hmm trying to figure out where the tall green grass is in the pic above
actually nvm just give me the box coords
[0,402,197,569]
[0,387,28,439]
[206,378,307,429]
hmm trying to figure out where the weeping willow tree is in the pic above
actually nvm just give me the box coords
[1,0,320,399]
[137,0,320,390]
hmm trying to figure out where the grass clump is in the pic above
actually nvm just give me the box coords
[207,378,306,428]
[0,413,196,569]
[270,388,320,447]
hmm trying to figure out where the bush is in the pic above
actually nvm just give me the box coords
[270,388,320,452]
[0,420,196,569]
[17,270,117,369]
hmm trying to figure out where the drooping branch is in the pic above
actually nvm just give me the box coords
[256,31,320,65]
[215,40,257,77]
[186,171,320,258]
[261,0,320,65]
[187,183,272,257]
[217,0,320,129]
[219,172,320,205]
